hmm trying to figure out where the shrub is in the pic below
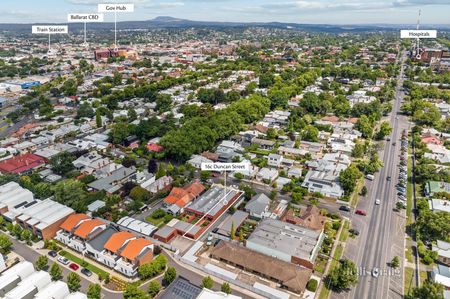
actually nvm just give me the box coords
[306,279,318,292]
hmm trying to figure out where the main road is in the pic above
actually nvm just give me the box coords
[332,50,409,299]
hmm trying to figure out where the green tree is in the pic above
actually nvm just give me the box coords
[87,284,101,299]
[355,115,374,139]
[376,121,392,140]
[221,282,232,294]
[147,280,161,298]
[20,229,31,243]
[0,235,13,254]
[326,259,358,291]
[239,229,244,242]
[202,276,214,289]
[50,263,62,281]
[67,272,81,292]
[128,108,137,122]
[339,164,363,195]
[53,179,87,212]
[35,255,48,271]
[109,122,130,144]
[230,222,235,240]
[391,256,400,268]
[361,186,368,196]
[407,279,444,299]
[130,186,151,202]
[301,125,319,142]
[50,151,75,175]
[163,266,177,286]
[12,224,22,238]
[95,110,102,128]
[123,283,149,299]
[76,102,95,119]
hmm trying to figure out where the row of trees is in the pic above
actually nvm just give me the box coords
[160,94,270,160]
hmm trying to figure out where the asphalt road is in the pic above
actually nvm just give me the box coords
[332,51,409,299]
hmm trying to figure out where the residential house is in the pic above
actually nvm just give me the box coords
[256,168,278,183]
[162,181,205,215]
[432,264,450,289]
[282,205,326,232]
[0,153,46,174]
[425,181,450,197]
[88,166,136,194]
[245,193,271,220]
[251,138,275,151]
[433,240,450,266]
[267,154,283,168]
[428,198,450,213]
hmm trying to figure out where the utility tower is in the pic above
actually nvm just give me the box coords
[415,9,422,59]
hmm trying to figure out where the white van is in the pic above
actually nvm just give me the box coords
[366,174,374,181]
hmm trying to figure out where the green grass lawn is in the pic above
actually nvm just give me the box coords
[145,216,165,227]
[404,267,415,296]
[339,220,349,242]
[59,250,109,277]
[350,178,364,207]
[314,256,327,274]
[405,246,414,263]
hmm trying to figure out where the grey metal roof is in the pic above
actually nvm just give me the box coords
[87,227,118,252]
[245,193,270,216]
[216,210,249,236]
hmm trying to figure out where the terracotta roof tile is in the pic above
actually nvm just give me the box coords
[60,214,90,232]
[120,238,153,261]
[73,219,105,239]
[103,231,135,253]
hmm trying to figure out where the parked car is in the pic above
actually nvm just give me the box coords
[57,256,69,265]
[356,210,367,216]
[339,205,351,212]
[48,251,57,258]
[69,263,79,271]
[349,228,360,236]
[81,268,92,277]
[387,176,391,181]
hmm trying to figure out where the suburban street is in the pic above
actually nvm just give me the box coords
[332,51,409,299]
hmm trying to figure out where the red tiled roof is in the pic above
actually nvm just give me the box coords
[0,153,46,174]
[146,143,164,152]
[73,219,105,239]
[163,182,205,208]
[104,231,135,253]
[120,238,153,261]
[60,214,90,232]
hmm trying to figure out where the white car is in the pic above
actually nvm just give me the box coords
[57,256,69,265]
[375,199,381,205]
[372,267,380,277]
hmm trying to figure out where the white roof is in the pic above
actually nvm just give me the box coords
[4,271,51,299]
[117,216,157,236]
[0,261,34,290]
[197,288,241,299]
[64,292,88,299]
[34,281,70,299]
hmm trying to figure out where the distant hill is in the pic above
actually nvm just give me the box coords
[0,16,448,33]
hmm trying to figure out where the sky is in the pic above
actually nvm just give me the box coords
[1,0,450,24]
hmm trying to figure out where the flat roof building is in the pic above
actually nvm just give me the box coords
[246,218,324,269]
[117,216,158,237]
[15,198,74,240]
[185,185,242,221]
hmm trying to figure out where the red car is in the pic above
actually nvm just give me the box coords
[69,263,79,271]
[355,210,367,216]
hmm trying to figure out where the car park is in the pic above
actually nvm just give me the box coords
[48,251,57,257]
[81,268,92,277]
[69,263,79,271]
[356,210,367,216]
[57,256,69,265]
